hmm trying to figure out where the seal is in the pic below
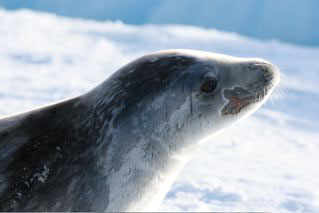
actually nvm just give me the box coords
[0,49,280,212]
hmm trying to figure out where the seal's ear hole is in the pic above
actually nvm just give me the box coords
[201,79,218,93]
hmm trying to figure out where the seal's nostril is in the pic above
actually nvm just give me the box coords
[256,64,277,87]
[261,65,275,80]
[263,67,273,76]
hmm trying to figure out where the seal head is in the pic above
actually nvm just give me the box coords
[83,49,280,211]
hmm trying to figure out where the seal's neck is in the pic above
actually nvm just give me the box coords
[103,130,198,212]
[97,113,199,211]
[81,83,201,211]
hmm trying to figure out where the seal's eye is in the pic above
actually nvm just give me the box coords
[201,79,217,93]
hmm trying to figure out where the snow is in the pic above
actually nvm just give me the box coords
[0,8,318,212]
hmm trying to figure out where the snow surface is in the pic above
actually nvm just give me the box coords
[0,9,318,212]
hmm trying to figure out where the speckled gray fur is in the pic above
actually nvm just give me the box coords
[0,50,280,212]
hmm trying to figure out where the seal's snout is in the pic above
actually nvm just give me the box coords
[222,60,280,116]
[248,61,280,90]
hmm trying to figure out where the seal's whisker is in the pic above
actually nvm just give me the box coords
[275,77,288,100]
[269,81,286,106]
[279,72,288,86]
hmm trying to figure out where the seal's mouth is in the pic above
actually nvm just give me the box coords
[221,87,271,115]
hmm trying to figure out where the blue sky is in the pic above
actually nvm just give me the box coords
[0,0,318,46]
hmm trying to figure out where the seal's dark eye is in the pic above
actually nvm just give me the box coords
[201,79,217,93]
